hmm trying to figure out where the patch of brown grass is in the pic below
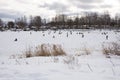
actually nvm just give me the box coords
[24,47,33,58]
[102,42,120,56]
[52,44,66,56]
[22,44,66,58]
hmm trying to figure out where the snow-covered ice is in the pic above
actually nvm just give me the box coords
[0,29,120,80]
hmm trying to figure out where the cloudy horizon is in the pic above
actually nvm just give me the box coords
[0,0,120,21]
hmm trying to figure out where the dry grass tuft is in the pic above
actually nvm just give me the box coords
[84,48,91,55]
[17,44,66,58]
[63,55,79,69]
[34,44,50,56]
[24,47,33,58]
[102,42,120,56]
[52,44,66,56]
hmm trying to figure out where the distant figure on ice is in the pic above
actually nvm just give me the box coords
[67,32,68,37]
[43,34,45,36]
[82,34,84,38]
[14,38,17,41]
[70,31,72,35]
[30,32,32,35]
[48,31,51,35]
[106,35,108,40]
[53,35,55,38]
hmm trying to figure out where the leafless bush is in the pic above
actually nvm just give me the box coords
[52,57,59,63]
[63,55,79,69]
[111,42,120,55]
[9,54,24,59]
[24,47,33,58]
[102,45,111,55]
[63,55,75,64]
[102,42,120,56]
[75,48,91,56]
[84,48,91,55]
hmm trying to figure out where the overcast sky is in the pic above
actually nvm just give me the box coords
[0,0,120,21]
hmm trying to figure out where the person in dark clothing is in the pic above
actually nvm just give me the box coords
[53,35,55,38]
[14,38,17,41]
[106,35,108,40]
[67,32,68,37]
[82,34,84,38]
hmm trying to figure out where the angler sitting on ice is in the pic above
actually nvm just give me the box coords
[14,38,17,41]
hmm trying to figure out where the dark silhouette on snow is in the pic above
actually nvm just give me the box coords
[53,35,55,38]
[106,35,108,40]
[14,38,18,41]
[82,34,84,38]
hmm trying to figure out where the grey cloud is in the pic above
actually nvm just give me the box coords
[16,0,30,4]
[71,0,112,10]
[76,4,96,10]
[69,0,102,10]
[0,3,8,7]
[0,9,23,20]
[39,2,69,12]
[100,5,112,8]
[64,12,82,16]
[70,0,103,4]
[39,3,49,8]
[0,13,17,19]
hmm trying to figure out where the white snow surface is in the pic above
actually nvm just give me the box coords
[0,29,120,80]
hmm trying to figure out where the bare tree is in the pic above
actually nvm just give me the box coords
[29,15,34,28]
[115,14,120,29]
[15,16,27,29]
[0,19,3,30]
[67,17,73,29]
[101,11,111,28]
[0,19,3,26]
[7,21,14,29]
[33,16,42,30]
[74,16,79,28]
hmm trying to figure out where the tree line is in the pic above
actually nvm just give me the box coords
[0,12,120,31]
[49,12,120,29]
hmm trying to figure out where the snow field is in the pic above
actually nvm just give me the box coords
[0,29,120,80]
